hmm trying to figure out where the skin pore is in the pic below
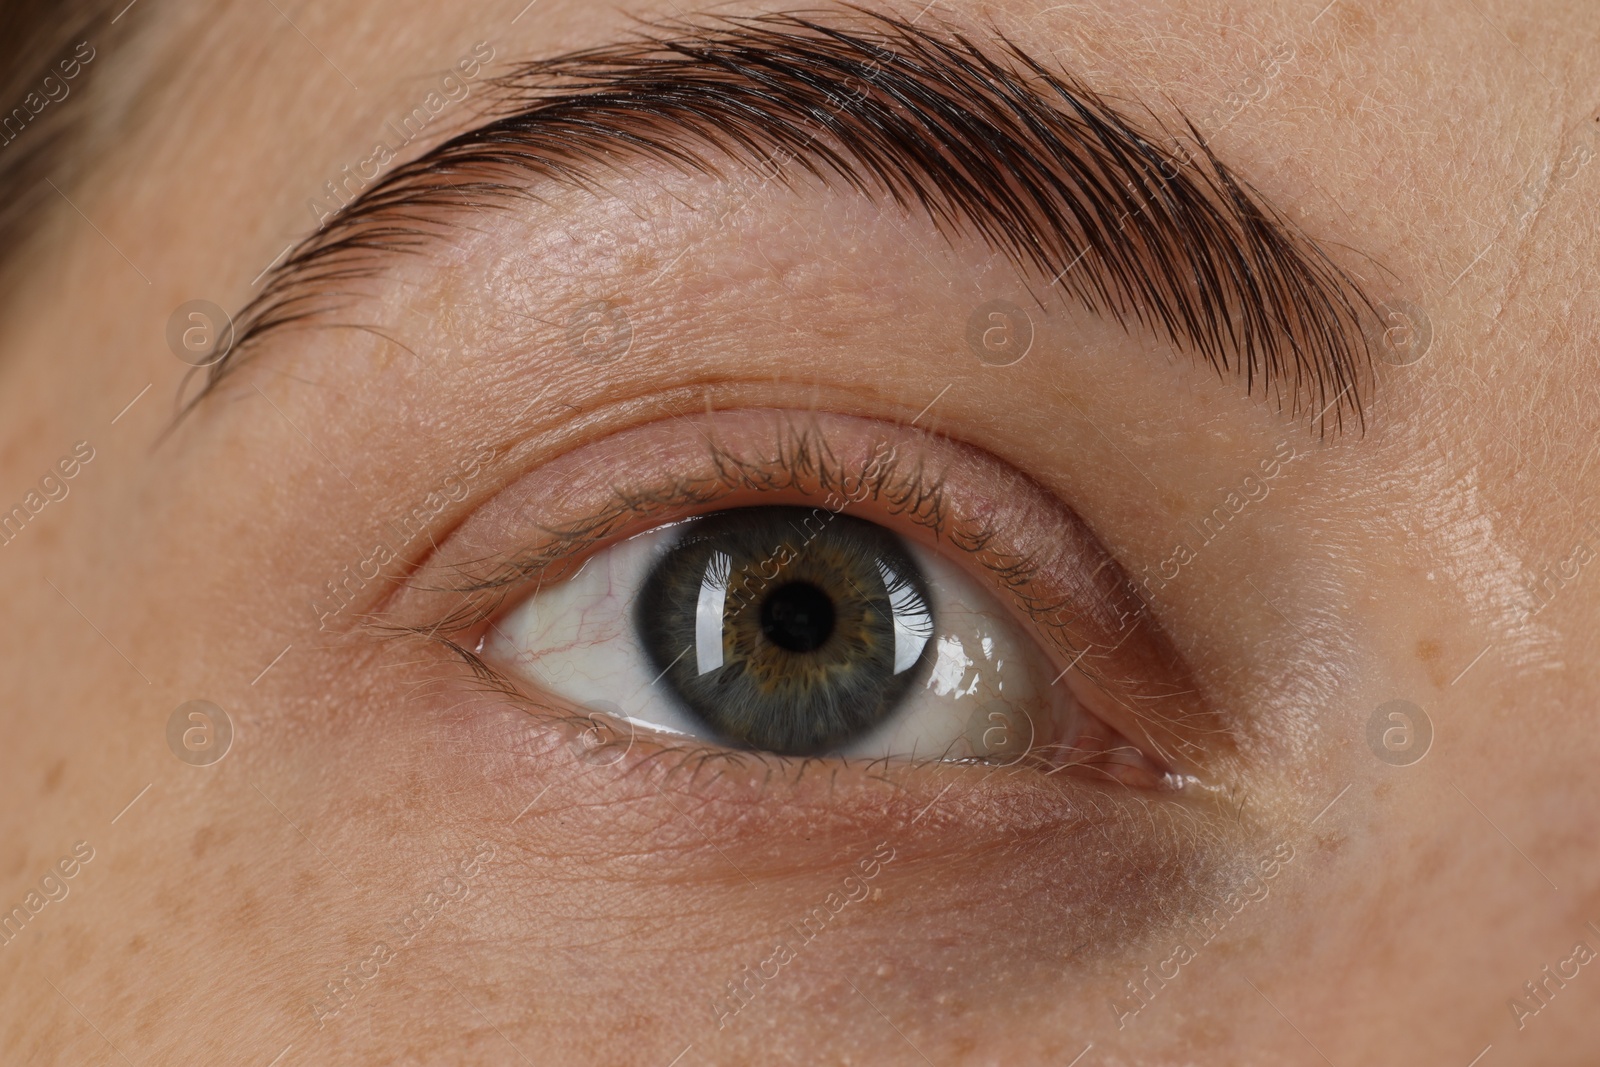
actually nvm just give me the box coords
[1,0,1598,1063]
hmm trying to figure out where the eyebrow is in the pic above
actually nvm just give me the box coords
[198,7,1378,430]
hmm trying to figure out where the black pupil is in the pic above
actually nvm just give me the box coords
[759,581,836,653]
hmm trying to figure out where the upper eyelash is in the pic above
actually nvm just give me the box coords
[186,6,1380,434]
[395,417,1161,705]
[434,419,964,603]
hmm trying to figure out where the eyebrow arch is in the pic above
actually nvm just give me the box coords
[197,7,1379,431]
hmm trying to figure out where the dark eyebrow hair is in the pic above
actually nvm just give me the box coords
[196,7,1379,431]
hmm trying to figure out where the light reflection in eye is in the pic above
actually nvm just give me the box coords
[483,506,1087,762]
[877,557,933,675]
[694,550,732,674]
[926,634,978,699]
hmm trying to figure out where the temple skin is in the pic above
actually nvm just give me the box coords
[1,0,1598,1064]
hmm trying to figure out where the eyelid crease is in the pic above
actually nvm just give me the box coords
[378,410,1228,776]
[190,6,1379,434]
[414,417,1063,636]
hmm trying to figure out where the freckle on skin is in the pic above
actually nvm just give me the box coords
[232,889,261,928]
[1331,2,1378,48]
[1415,637,1449,688]
[42,759,64,794]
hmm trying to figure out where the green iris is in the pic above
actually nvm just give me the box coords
[634,506,934,755]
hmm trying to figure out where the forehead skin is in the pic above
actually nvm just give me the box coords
[2,0,1599,1064]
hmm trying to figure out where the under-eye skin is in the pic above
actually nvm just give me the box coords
[389,410,1211,789]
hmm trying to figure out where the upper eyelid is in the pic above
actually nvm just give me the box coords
[443,429,953,601]
[190,7,1379,434]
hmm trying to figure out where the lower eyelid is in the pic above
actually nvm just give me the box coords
[452,692,1243,970]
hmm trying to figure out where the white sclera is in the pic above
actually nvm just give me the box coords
[484,520,1075,759]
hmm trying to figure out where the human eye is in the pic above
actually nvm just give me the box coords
[490,504,1068,764]
[169,7,1388,1022]
[400,411,1186,789]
